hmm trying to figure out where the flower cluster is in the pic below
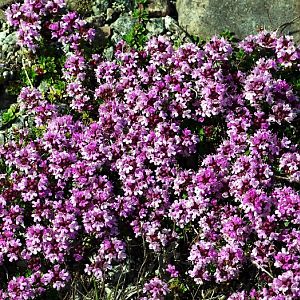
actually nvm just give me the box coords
[49,11,95,51]
[2,1,300,298]
[140,277,170,300]
[7,0,96,112]
[6,0,66,51]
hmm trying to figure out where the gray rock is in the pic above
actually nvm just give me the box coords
[146,18,165,37]
[106,7,115,21]
[67,0,133,17]
[111,13,135,43]
[0,31,19,63]
[112,0,134,12]
[106,1,130,22]
[67,0,95,16]
[103,45,114,60]
[164,15,183,33]
[163,16,192,44]
[147,0,171,17]
[176,0,300,42]
[0,31,17,58]
[0,30,6,42]
[1,43,8,53]
[4,31,17,45]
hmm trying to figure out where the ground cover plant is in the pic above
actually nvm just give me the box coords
[0,0,300,299]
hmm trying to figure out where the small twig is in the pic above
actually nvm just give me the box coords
[113,264,127,300]
[252,260,274,279]
[276,15,300,34]
[21,56,33,88]
[136,251,148,285]
[274,175,292,182]
[190,87,198,98]
[191,284,201,300]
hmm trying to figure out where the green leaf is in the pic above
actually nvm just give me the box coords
[1,104,19,125]
[198,127,205,141]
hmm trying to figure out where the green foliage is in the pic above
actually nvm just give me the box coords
[5,49,65,99]
[168,278,188,296]
[124,0,149,49]
[1,103,19,126]
[220,29,238,42]
[27,54,64,86]
[29,125,46,139]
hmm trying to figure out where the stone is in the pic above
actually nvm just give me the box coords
[67,0,133,17]
[111,13,135,43]
[176,0,300,42]
[163,16,192,44]
[1,43,8,52]
[66,0,95,16]
[0,30,6,42]
[106,3,127,23]
[146,18,165,37]
[106,7,116,21]
[85,16,112,46]
[164,15,180,33]
[100,25,112,38]
[103,46,114,60]
[112,0,134,12]
[4,32,17,45]
[147,0,171,18]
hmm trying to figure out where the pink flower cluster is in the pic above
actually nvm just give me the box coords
[140,277,169,300]
[6,0,66,51]
[2,1,300,298]
[6,0,96,113]
[49,11,95,51]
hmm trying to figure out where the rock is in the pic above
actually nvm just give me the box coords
[4,31,17,45]
[147,0,171,18]
[112,0,134,12]
[164,15,180,33]
[67,0,133,18]
[91,0,109,18]
[0,30,6,42]
[163,16,192,44]
[100,25,112,38]
[111,13,135,43]
[146,18,165,37]
[86,14,105,28]
[66,0,95,16]
[106,7,116,22]
[0,87,17,110]
[85,16,112,46]
[176,0,300,42]
[103,46,114,60]
[106,2,129,23]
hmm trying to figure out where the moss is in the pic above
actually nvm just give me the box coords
[66,0,96,16]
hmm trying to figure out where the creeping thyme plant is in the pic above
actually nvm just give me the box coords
[0,0,299,299]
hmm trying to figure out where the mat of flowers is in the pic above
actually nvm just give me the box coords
[0,0,300,299]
